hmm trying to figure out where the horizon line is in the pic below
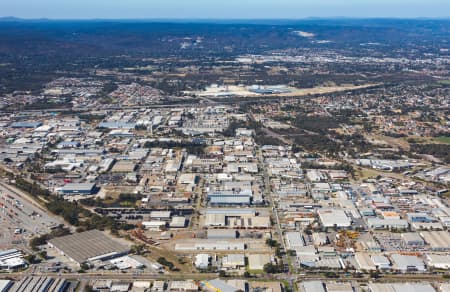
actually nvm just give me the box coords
[1,16,450,22]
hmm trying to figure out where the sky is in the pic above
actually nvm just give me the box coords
[1,0,450,19]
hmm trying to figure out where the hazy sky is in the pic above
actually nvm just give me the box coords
[1,0,450,19]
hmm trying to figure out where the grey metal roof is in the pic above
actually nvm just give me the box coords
[48,230,128,264]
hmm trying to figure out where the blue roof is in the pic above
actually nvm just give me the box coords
[10,121,43,128]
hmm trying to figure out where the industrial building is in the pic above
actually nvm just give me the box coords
[221,254,245,269]
[368,283,436,292]
[170,216,187,228]
[175,241,245,252]
[48,230,129,265]
[0,249,26,271]
[425,254,450,269]
[354,252,376,271]
[0,280,12,292]
[302,281,326,292]
[317,209,351,228]
[248,254,271,270]
[195,254,210,270]
[57,182,97,195]
[203,279,241,292]
[326,282,354,292]
[390,254,426,272]
[370,255,391,269]
[401,232,425,246]
[169,281,198,292]
[285,232,305,250]
[420,231,450,251]
[207,229,237,240]
[207,191,251,205]
[8,277,69,292]
[367,218,408,230]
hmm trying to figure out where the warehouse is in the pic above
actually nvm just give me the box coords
[205,209,256,217]
[326,282,354,292]
[425,254,450,269]
[205,213,226,227]
[0,280,13,292]
[390,254,426,272]
[170,216,187,228]
[228,216,271,229]
[142,221,167,230]
[169,281,198,292]
[150,211,172,221]
[204,279,241,292]
[195,254,210,270]
[312,233,328,246]
[317,209,351,228]
[0,249,26,271]
[401,232,425,246]
[207,229,237,240]
[420,231,450,251]
[367,218,408,230]
[8,277,68,292]
[248,254,271,270]
[371,255,391,269]
[58,183,97,195]
[207,191,251,205]
[368,283,435,292]
[175,241,245,252]
[111,160,136,173]
[10,121,43,128]
[285,232,305,250]
[48,230,129,265]
[354,252,376,271]
[302,281,326,292]
[221,254,245,269]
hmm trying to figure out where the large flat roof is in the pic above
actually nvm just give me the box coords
[48,230,128,264]
[60,183,96,192]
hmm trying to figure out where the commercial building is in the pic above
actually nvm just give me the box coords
[248,254,271,270]
[203,279,241,292]
[367,218,408,230]
[169,281,198,292]
[0,280,12,292]
[390,254,426,272]
[48,230,129,265]
[420,231,450,251]
[170,216,187,228]
[221,254,245,269]
[326,282,354,292]
[8,277,69,292]
[58,183,97,195]
[354,252,376,271]
[195,254,210,270]
[175,241,245,252]
[0,249,26,271]
[207,229,237,240]
[302,281,326,292]
[285,232,305,250]
[368,283,435,292]
[425,254,450,269]
[207,191,251,205]
[371,255,391,269]
[317,209,351,228]
[401,232,425,246]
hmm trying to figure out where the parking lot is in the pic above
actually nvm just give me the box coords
[0,182,64,251]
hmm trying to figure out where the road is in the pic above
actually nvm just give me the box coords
[3,269,448,284]
[256,149,289,272]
